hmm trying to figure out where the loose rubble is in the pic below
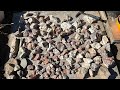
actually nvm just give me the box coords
[4,11,116,79]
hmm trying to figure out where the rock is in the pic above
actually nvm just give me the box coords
[39,22,47,31]
[22,77,26,79]
[88,25,96,34]
[7,75,16,79]
[90,63,100,71]
[28,17,38,24]
[52,55,59,61]
[26,37,33,43]
[66,57,74,65]
[65,43,73,51]
[75,33,81,40]
[88,48,96,58]
[102,57,115,68]
[38,16,45,23]
[20,58,27,69]
[97,46,108,57]
[74,63,80,69]
[76,67,88,79]
[53,48,60,55]
[4,63,14,76]
[98,66,111,79]
[27,43,33,50]
[81,62,90,69]
[23,29,29,37]
[83,58,93,64]
[93,56,102,64]
[6,58,18,65]
[27,65,35,70]
[17,70,24,77]
[14,65,20,71]
[32,29,39,36]
[26,70,36,79]
[35,46,43,53]
[89,69,94,77]
[90,33,97,41]
[56,42,65,52]
[37,36,43,43]
[95,43,101,49]
[102,36,109,45]
[35,65,43,71]
[30,23,39,29]
[53,35,62,43]
[49,15,60,24]
[61,22,72,31]
[69,50,77,58]
[72,21,78,28]
[83,15,96,24]
[42,41,49,48]
[33,54,40,60]
[105,43,111,52]
[90,42,97,48]
[43,58,49,65]
[65,15,73,21]
[75,58,82,63]
[76,53,83,59]
[85,52,91,58]
[84,30,90,39]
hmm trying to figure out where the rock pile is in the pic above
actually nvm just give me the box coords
[4,11,115,79]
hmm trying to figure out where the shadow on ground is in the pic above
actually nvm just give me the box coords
[110,44,120,76]
[0,12,13,79]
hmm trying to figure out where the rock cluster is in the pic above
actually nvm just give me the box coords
[4,11,115,79]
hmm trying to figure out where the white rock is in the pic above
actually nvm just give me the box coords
[28,17,36,24]
[20,58,27,69]
[37,36,43,43]
[102,36,109,45]
[14,65,20,71]
[83,15,96,24]
[72,21,78,28]
[66,58,73,65]
[53,48,60,55]
[89,69,93,77]
[61,22,72,31]
[76,28,81,33]
[88,25,95,33]
[95,43,101,49]
[93,56,102,64]
[75,33,81,40]
[105,43,111,52]
[49,15,59,24]
[98,66,111,79]
[88,48,96,57]
[30,23,39,29]
[90,63,99,71]
[83,58,93,64]
[76,53,83,59]
[39,22,47,31]
[81,63,90,69]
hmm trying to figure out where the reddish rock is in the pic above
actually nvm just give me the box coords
[33,54,41,60]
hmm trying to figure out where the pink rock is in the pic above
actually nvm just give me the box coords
[33,54,41,61]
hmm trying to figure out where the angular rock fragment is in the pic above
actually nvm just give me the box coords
[88,48,96,58]
[102,35,109,45]
[76,67,88,79]
[98,66,111,79]
[90,63,100,71]
[93,56,102,64]
[20,58,27,69]
[83,58,93,64]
